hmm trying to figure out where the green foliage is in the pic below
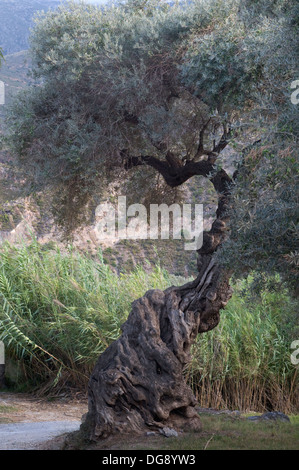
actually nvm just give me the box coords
[0,242,297,411]
[218,143,299,293]
[188,276,299,412]
[4,0,299,290]
[0,240,172,392]
[5,1,198,213]
[217,0,299,293]
[5,0,240,189]
[180,12,259,109]
[119,0,171,15]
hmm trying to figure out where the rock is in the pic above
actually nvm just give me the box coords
[146,431,156,436]
[197,407,241,417]
[160,427,178,438]
[247,412,290,423]
[247,416,261,421]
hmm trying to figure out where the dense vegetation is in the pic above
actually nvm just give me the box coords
[0,0,298,418]
[0,241,297,412]
[218,0,299,293]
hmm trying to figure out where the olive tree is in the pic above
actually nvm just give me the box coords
[6,0,298,438]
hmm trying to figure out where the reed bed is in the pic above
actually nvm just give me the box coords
[0,240,297,412]
[187,282,299,413]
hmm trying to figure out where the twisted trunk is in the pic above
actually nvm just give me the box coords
[81,163,233,440]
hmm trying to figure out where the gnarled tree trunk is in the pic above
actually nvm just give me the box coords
[81,162,233,440]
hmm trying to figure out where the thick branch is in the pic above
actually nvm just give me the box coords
[123,151,213,186]
[123,151,231,198]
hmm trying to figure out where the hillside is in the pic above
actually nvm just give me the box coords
[0,0,60,55]
[0,50,31,123]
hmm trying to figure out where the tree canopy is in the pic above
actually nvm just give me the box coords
[5,0,299,292]
[218,0,299,293]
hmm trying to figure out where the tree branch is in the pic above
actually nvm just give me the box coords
[193,121,234,163]
[122,149,231,203]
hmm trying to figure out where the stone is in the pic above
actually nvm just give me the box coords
[247,411,290,423]
[160,427,179,438]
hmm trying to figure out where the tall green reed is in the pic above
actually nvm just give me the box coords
[187,279,298,412]
[0,240,297,411]
[0,240,171,392]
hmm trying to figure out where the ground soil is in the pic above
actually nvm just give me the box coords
[0,391,88,423]
[0,391,88,450]
[0,390,198,450]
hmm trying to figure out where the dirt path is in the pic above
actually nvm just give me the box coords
[0,421,81,450]
[0,392,88,450]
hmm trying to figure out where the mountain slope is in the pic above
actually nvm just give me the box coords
[0,0,60,55]
[0,50,31,122]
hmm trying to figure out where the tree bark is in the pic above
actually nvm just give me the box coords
[81,163,233,441]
